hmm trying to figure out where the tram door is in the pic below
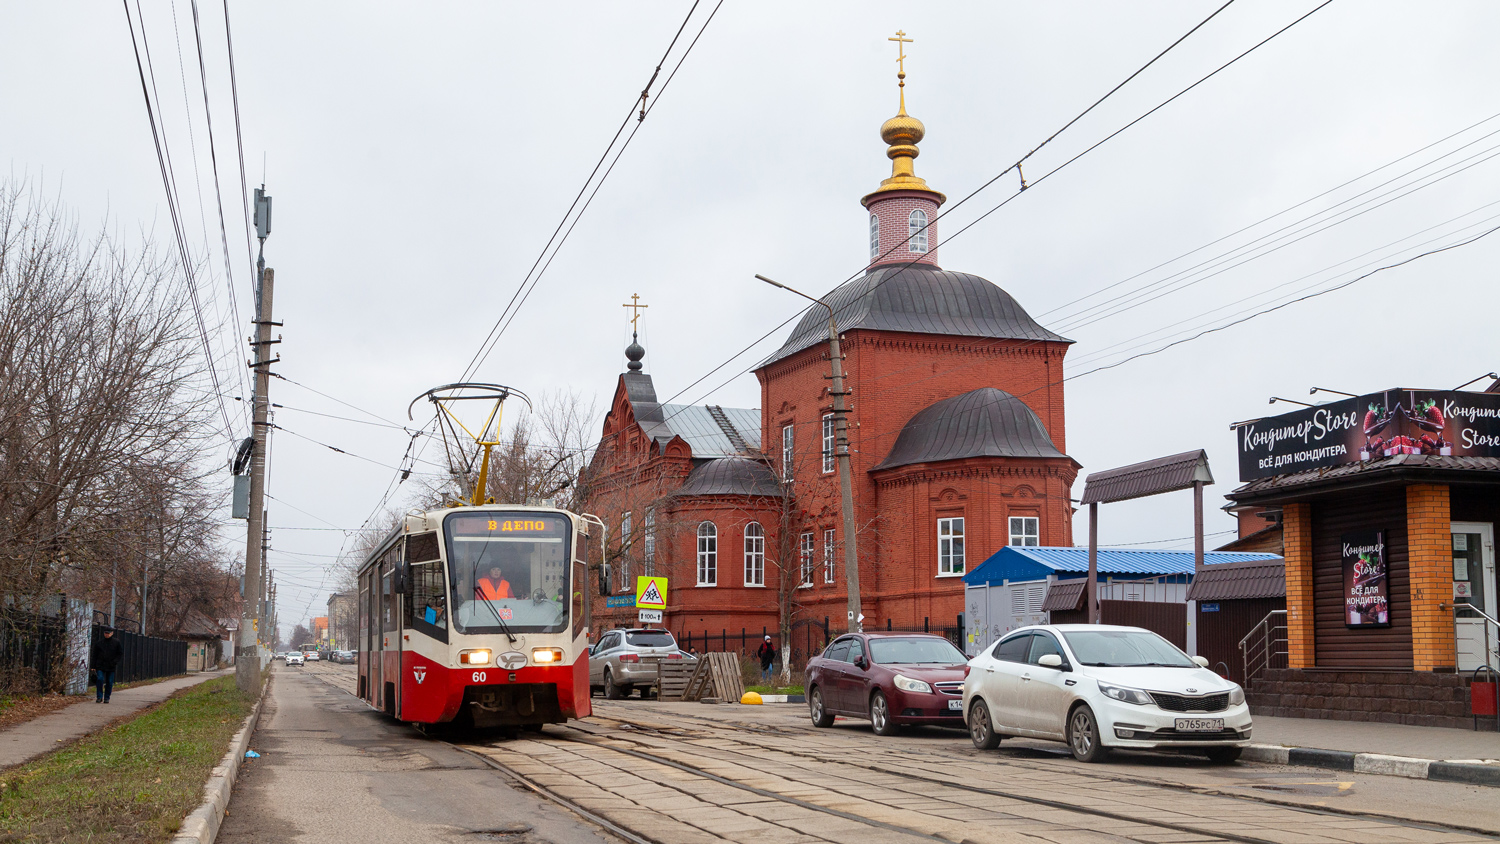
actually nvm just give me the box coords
[379,552,399,715]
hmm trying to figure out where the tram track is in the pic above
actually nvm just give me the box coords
[583,705,1500,842]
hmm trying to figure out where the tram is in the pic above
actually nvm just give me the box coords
[355,504,595,729]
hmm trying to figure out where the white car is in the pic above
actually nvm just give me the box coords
[963,624,1250,763]
[303,651,319,661]
[285,652,305,666]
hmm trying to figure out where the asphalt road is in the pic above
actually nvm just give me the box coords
[272,662,1500,844]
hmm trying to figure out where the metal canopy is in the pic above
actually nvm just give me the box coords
[1080,449,1214,506]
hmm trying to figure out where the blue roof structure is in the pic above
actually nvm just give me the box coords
[962,546,1282,587]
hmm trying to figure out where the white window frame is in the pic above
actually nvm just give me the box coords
[620,510,632,589]
[869,213,880,260]
[744,522,765,587]
[823,528,836,584]
[643,507,656,573]
[799,532,815,587]
[938,516,965,576]
[697,521,718,586]
[821,414,835,474]
[781,424,795,482]
[1009,516,1039,547]
[908,209,929,254]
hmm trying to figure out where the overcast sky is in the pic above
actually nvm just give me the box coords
[7,2,1499,635]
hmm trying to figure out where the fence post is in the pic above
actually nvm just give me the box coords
[924,616,929,633]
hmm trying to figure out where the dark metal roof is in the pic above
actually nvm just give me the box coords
[1229,454,1500,503]
[1186,558,1286,601]
[1042,580,1087,612]
[873,388,1066,471]
[676,457,784,498]
[762,264,1071,366]
[1080,449,1214,506]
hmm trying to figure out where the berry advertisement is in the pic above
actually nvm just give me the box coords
[1341,530,1389,628]
[1237,388,1500,481]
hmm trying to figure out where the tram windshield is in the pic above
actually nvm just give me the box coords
[444,512,571,634]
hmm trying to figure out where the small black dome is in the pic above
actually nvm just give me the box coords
[763,264,1070,366]
[677,457,784,498]
[625,333,645,372]
[874,388,1066,471]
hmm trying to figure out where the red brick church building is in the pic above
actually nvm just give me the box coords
[584,73,1079,649]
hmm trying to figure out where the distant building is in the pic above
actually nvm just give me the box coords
[326,592,356,651]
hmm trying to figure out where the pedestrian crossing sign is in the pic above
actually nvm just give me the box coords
[636,576,667,609]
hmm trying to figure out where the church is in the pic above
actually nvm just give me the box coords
[583,45,1079,652]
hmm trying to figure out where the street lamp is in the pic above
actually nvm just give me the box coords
[756,274,862,633]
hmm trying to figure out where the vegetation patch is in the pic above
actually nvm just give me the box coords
[0,694,80,732]
[0,675,253,843]
[744,684,805,696]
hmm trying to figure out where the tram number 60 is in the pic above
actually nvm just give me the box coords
[472,671,487,683]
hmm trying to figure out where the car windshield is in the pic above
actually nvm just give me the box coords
[868,636,967,665]
[1061,629,1196,667]
[625,631,675,647]
[446,512,572,634]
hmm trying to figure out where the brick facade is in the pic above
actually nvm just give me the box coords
[866,191,940,269]
[1283,502,1316,669]
[1406,484,1456,671]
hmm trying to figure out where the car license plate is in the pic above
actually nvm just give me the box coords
[1174,718,1224,732]
[947,699,964,711]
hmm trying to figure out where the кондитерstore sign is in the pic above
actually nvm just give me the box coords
[1237,388,1500,481]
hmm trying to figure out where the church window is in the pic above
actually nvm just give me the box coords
[869,214,880,260]
[799,532,815,587]
[909,209,929,254]
[938,517,965,575]
[697,522,718,586]
[620,511,632,589]
[781,424,795,482]
[744,522,765,587]
[821,414,835,473]
[823,528,836,584]
[1009,516,1039,547]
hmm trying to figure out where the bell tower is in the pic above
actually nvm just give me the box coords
[862,30,945,269]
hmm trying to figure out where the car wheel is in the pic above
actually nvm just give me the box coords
[968,698,1003,750]
[870,690,899,736]
[1067,705,1109,763]
[1205,746,1242,764]
[808,686,834,728]
[603,669,624,700]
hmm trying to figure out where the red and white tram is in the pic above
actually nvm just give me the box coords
[356,505,593,730]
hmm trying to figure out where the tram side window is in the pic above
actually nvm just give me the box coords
[381,544,400,634]
[407,565,449,641]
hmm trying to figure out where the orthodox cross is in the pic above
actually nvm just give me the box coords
[889,30,913,84]
[622,293,649,330]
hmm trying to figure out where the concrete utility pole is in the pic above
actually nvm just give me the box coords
[238,187,276,694]
[756,275,862,633]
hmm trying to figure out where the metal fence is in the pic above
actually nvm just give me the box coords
[674,617,964,668]
[0,608,66,693]
[91,625,188,684]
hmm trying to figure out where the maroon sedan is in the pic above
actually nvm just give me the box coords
[805,633,969,735]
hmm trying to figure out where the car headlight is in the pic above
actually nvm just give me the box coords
[1098,682,1153,706]
[893,674,932,694]
[1228,685,1245,706]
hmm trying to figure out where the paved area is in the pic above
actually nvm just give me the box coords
[1251,714,1500,761]
[217,663,624,844]
[303,663,1500,843]
[0,669,229,769]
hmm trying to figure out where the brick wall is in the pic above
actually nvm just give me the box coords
[866,191,940,268]
[1283,502,1316,669]
[1406,483,1455,671]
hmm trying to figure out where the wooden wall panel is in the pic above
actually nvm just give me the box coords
[1196,597,1286,685]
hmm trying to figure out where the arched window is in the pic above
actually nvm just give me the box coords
[696,521,718,586]
[744,523,765,587]
[908,209,929,253]
[869,214,880,260]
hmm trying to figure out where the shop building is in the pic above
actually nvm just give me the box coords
[1228,385,1500,728]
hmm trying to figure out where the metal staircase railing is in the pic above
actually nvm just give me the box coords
[1240,609,1287,686]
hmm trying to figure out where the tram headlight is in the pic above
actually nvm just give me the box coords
[459,648,491,665]
[532,647,564,664]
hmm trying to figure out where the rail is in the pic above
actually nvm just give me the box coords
[1239,609,1287,685]
[1450,600,1499,672]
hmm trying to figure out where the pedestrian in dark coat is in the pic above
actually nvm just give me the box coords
[755,635,776,684]
[91,628,123,703]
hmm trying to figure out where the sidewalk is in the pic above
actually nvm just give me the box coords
[1246,713,1500,785]
[0,669,231,769]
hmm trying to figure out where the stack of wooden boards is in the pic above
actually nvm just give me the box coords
[656,652,743,702]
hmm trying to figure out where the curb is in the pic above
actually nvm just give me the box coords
[170,677,269,844]
[1242,743,1500,787]
[757,694,806,704]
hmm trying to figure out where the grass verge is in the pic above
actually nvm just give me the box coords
[0,675,254,843]
[744,684,805,696]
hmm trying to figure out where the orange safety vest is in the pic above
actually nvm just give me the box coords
[476,577,513,600]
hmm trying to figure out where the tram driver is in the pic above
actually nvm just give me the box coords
[476,564,514,600]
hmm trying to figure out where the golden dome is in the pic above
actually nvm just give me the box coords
[862,30,945,206]
[880,110,925,147]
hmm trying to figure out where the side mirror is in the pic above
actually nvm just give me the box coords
[856,657,869,670]
[1192,655,1210,668]
[1038,654,1064,668]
